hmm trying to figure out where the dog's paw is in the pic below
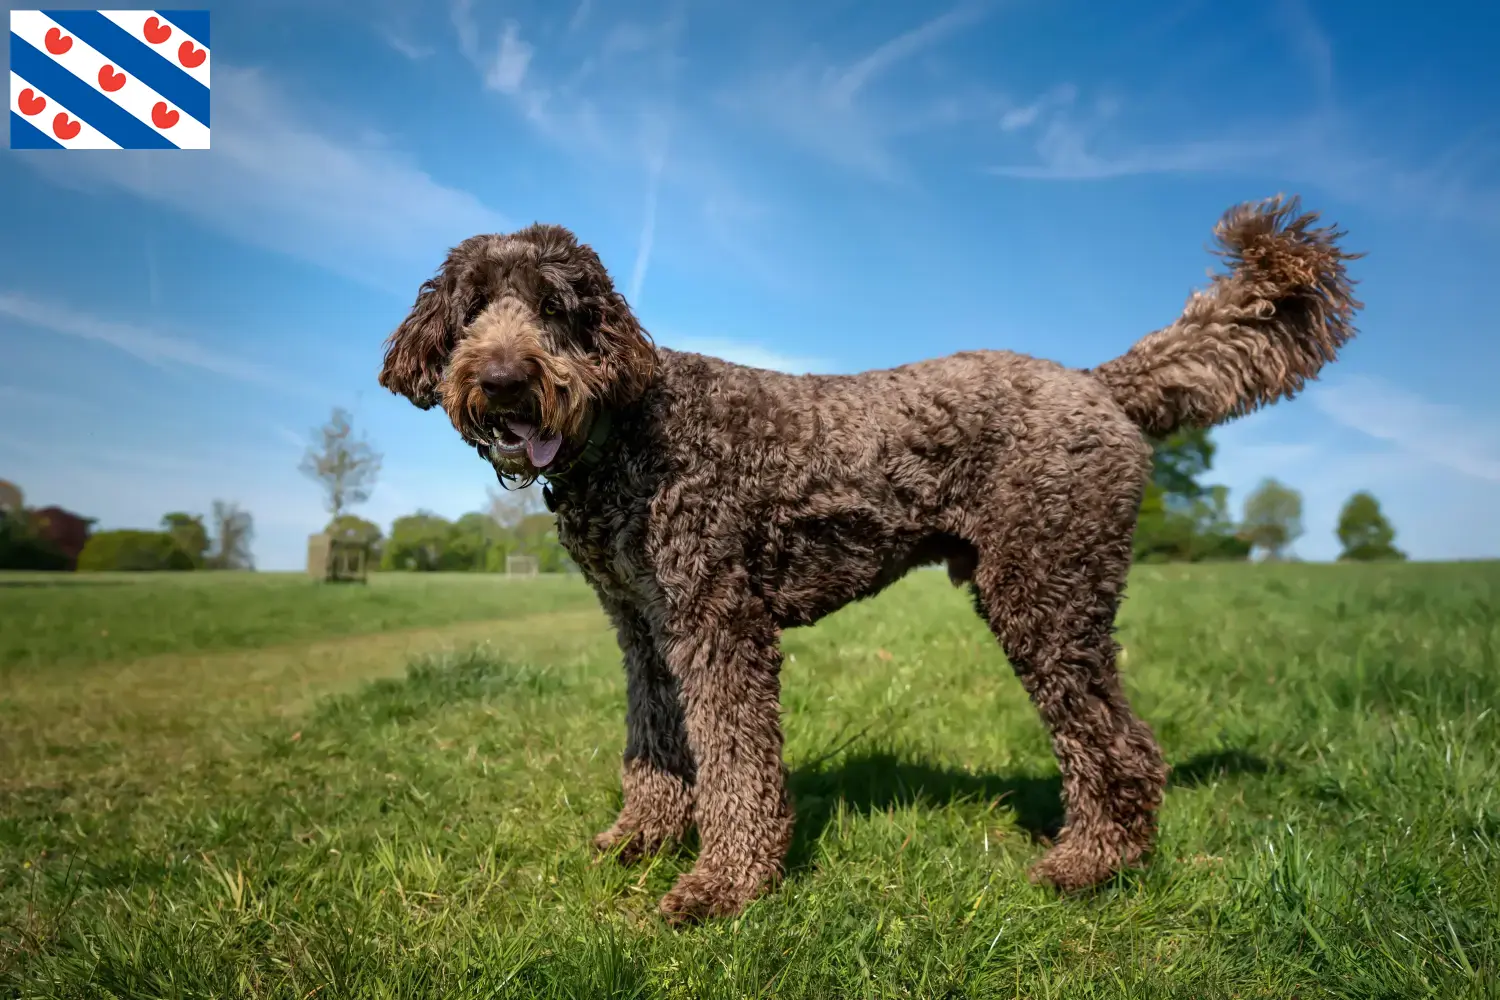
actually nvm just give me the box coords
[591,825,656,865]
[1028,840,1128,892]
[658,868,771,926]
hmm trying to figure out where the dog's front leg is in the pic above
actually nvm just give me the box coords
[657,603,793,924]
[594,606,696,863]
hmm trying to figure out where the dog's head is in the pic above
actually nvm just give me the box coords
[378,224,656,479]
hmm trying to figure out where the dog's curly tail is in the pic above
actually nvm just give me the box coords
[1090,195,1363,437]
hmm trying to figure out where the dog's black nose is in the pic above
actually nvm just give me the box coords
[478,362,527,399]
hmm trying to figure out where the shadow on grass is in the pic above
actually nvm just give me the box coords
[786,748,1273,869]
[1169,748,1274,786]
[786,752,1064,870]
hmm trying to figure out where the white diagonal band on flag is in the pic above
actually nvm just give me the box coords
[98,10,210,88]
[11,70,121,148]
[10,10,208,149]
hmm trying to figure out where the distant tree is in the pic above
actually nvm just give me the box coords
[1150,428,1215,502]
[380,496,574,573]
[382,511,454,571]
[160,512,209,567]
[1337,491,1406,561]
[450,512,509,571]
[207,500,255,570]
[1133,429,1249,562]
[326,513,384,565]
[1241,478,1304,561]
[326,513,382,542]
[512,511,574,572]
[487,483,546,530]
[1187,485,1254,561]
[0,478,22,518]
[300,407,382,521]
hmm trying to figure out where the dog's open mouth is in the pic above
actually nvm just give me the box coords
[488,417,564,469]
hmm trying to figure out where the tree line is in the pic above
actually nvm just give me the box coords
[0,484,256,572]
[325,489,573,573]
[1134,428,1405,562]
[95,502,256,570]
[312,414,1402,571]
[1,411,1406,572]
[301,407,573,573]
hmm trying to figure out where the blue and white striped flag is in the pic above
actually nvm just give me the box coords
[9,9,209,149]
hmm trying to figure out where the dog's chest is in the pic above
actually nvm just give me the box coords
[554,489,656,603]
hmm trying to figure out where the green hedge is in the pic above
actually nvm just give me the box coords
[77,530,195,572]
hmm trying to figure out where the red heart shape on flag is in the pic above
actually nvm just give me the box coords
[53,113,80,141]
[178,40,206,68]
[151,101,179,129]
[18,88,46,116]
[45,27,73,54]
[98,65,126,92]
[143,15,171,44]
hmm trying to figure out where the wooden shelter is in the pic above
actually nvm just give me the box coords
[306,532,370,582]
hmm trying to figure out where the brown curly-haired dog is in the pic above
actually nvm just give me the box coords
[378,196,1361,923]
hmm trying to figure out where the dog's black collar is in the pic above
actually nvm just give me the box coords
[539,409,613,511]
[574,409,614,469]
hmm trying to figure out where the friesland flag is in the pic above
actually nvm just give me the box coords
[9,10,209,149]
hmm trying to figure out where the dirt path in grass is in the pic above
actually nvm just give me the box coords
[0,607,614,791]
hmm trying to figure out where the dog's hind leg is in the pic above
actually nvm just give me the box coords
[967,445,1169,890]
[593,607,697,864]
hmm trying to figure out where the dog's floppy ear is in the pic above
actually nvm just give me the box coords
[566,238,657,406]
[596,290,657,405]
[379,267,461,410]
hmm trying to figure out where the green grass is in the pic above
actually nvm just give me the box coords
[2,563,1498,997]
[0,571,596,673]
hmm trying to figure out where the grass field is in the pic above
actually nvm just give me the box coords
[1,563,1497,998]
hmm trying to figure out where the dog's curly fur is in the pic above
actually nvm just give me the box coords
[379,196,1362,923]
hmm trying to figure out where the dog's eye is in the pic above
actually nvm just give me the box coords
[542,299,559,317]
[463,298,487,326]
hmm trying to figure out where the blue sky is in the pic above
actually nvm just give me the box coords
[3,0,1497,569]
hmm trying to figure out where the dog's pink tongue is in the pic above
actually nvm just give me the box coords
[506,420,564,468]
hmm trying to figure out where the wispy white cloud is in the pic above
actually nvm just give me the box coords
[661,335,835,374]
[1312,375,1500,483]
[999,84,1076,132]
[992,101,1500,230]
[985,6,1500,230]
[601,22,657,57]
[486,21,534,94]
[988,79,1311,181]
[827,3,989,106]
[449,4,628,158]
[567,0,592,34]
[442,1,791,288]
[628,130,671,306]
[15,66,506,291]
[718,3,998,181]
[450,0,483,70]
[380,26,435,60]
[989,2,1343,184]
[0,292,312,394]
[1276,0,1335,109]
[451,1,693,154]
[271,422,309,450]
